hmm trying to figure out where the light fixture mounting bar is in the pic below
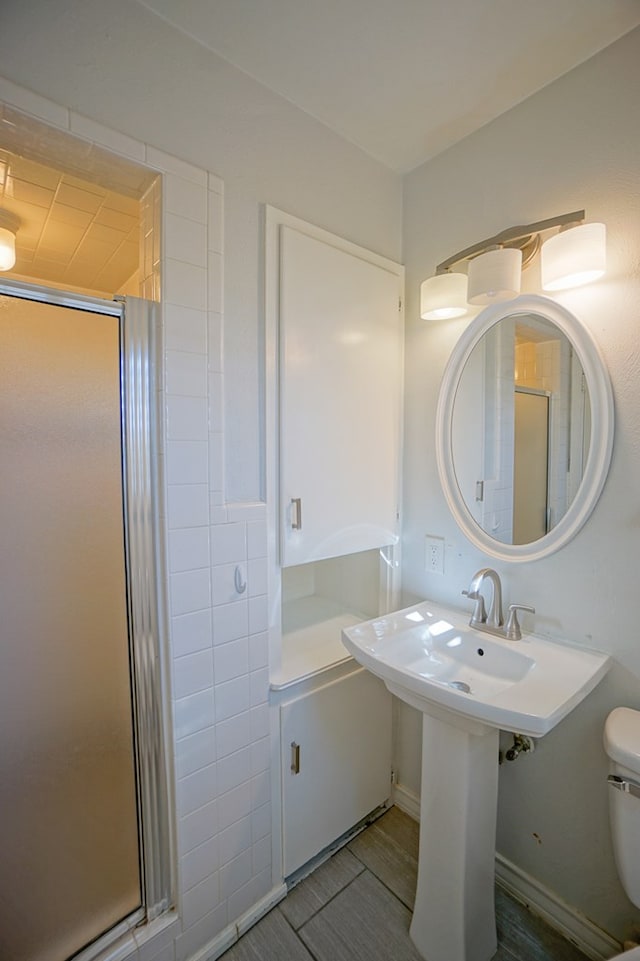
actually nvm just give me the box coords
[435,210,585,275]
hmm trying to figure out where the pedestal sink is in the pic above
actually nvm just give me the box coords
[342,600,610,961]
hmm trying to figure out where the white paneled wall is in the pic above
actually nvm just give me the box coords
[0,79,275,961]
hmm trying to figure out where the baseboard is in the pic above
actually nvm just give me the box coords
[188,883,287,961]
[495,853,621,961]
[390,789,621,961]
[391,782,421,822]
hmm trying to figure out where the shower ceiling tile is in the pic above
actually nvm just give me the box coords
[102,191,140,217]
[70,237,115,266]
[86,221,128,246]
[14,251,35,269]
[37,246,73,265]
[95,205,137,234]
[10,178,55,208]
[49,203,93,229]
[63,262,102,288]
[16,237,37,253]
[12,202,48,238]
[30,258,66,281]
[55,183,103,214]
[95,261,138,292]
[10,156,61,190]
[41,221,86,255]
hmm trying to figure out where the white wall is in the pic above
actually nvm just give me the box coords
[0,0,401,504]
[401,26,640,942]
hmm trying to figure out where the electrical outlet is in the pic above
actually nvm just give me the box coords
[425,534,445,575]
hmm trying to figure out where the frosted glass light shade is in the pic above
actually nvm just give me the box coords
[420,272,468,320]
[467,248,522,305]
[0,226,16,271]
[541,222,606,291]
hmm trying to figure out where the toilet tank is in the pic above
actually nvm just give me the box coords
[604,707,640,908]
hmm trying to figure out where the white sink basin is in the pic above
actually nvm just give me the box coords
[342,599,610,738]
[343,598,610,961]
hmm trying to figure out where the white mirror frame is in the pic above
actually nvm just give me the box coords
[435,294,614,562]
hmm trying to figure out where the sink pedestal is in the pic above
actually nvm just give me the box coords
[344,599,611,961]
[409,711,499,961]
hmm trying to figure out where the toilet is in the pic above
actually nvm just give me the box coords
[604,707,640,958]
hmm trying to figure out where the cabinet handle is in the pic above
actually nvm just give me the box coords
[290,741,300,774]
[291,497,302,531]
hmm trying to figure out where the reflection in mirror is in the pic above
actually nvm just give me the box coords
[437,295,613,562]
[451,312,591,546]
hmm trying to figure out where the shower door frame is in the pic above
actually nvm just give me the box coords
[0,278,172,960]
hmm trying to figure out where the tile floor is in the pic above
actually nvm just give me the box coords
[220,806,592,961]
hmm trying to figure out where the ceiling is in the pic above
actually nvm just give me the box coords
[0,105,156,295]
[137,0,640,173]
[0,150,140,294]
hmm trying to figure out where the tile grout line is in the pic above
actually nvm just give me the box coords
[280,853,368,934]
[280,836,418,950]
[221,808,591,961]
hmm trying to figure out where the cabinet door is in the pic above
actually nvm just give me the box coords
[279,225,402,567]
[281,668,392,877]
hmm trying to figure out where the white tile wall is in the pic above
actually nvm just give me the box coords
[213,638,250,682]
[169,529,210,574]
[166,441,208,486]
[165,304,208,355]
[175,728,217,780]
[0,81,274,961]
[164,259,208,312]
[164,176,208,224]
[178,799,218,855]
[160,165,272,959]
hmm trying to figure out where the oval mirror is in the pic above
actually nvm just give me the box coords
[435,295,614,562]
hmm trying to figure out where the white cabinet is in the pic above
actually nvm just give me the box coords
[278,223,403,568]
[280,666,392,877]
[265,208,402,882]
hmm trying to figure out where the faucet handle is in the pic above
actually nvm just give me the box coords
[462,589,486,626]
[504,603,536,641]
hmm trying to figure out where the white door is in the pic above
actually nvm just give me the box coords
[0,291,142,961]
[279,225,402,567]
[281,668,392,876]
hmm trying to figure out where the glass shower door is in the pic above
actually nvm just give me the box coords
[0,293,143,961]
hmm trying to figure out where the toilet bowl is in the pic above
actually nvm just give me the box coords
[604,707,640,959]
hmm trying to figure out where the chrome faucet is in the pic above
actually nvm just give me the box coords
[462,568,535,640]
[463,567,503,629]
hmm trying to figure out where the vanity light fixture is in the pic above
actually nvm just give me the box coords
[467,247,522,305]
[541,221,606,291]
[0,209,20,271]
[420,210,606,320]
[420,271,468,320]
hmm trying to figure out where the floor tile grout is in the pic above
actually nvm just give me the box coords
[221,806,591,961]
[282,863,364,934]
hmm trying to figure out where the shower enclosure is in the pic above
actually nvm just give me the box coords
[0,283,170,961]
